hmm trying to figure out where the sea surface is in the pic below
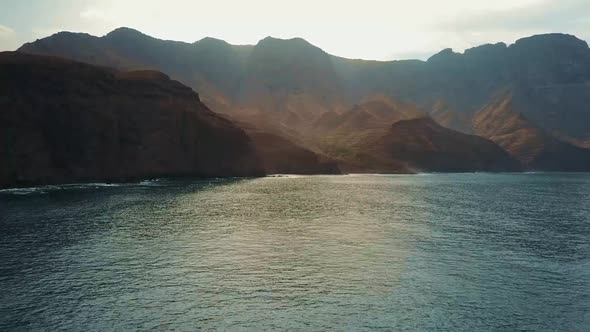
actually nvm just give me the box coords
[1,173,589,331]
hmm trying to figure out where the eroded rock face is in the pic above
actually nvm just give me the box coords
[473,95,590,171]
[0,52,264,188]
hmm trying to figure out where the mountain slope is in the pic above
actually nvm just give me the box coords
[244,127,340,175]
[0,52,266,188]
[18,28,251,113]
[357,117,520,172]
[429,100,472,133]
[236,37,347,115]
[311,95,423,133]
[473,95,590,171]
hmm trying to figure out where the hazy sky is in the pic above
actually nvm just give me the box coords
[0,0,589,60]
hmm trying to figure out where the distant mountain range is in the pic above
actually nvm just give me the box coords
[2,27,590,186]
[19,28,590,137]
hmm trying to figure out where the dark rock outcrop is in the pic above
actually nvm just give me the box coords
[0,52,264,188]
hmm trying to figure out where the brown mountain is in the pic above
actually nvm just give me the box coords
[473,95,590,171]
[224,95,496,174]
[302,96,424,171]
[19,30,590,143]
[354,117,520,173]
[311,95,423,133]
[16,28,590,172]
[0,52,340,188]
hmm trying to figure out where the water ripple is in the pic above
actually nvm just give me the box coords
[1,173,589,330]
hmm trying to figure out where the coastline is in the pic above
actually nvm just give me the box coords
[3,171,590,192]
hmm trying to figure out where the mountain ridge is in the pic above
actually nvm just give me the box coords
[16,28,590,172]
[22,28,587,63]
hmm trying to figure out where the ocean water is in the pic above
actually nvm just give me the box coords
[1,173,589,331]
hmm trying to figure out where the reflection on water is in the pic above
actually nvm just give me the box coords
[1,174,590,330]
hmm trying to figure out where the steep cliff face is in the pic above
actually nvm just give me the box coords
[473,95,590,171]
[389,35,590,136]
[0,52,264,188]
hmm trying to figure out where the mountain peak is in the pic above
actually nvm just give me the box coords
[48,31,92,38]
[464,42,507,57]
[427,48,458,62]
[251,36,328,63]
[256,36,320,51]
[105,27,146,39]
[194,37,230,46]
[391,115,437,128]
[511,33,589,51]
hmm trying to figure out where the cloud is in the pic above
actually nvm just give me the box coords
[80,9,111,21]
[0,24,17,51]
[2,0,588,59]
[436,0,590,40]
[0,24,15,36]
[417,0,590,56]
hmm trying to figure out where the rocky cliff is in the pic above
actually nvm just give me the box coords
[0,52,264,188]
